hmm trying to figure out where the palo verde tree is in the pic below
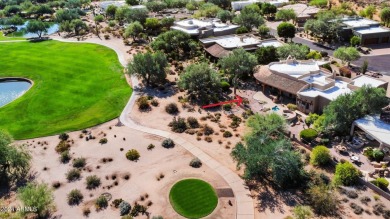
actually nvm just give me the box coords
[26,20,50,38]
[277,43,310,60]
[218,48,257,95]
[127,51,168,86]
[18,183,55,218]
[381,7,390,27]
[124,21,144,41]
[275,8,297,21]
[233,4,264,31]
[151,30,197,59]
[277,22,296,41]
[178,62,221,104]
[333,46,360,65]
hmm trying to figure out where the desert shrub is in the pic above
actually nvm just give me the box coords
[360,196,371,205]
[55,140,70,153]
[99,138,108,144]
[223,131,233,138]
[373,203,386,215]
[112,198,123,208]
[162,138,175,148]
[220,81,230,91]
[373,195,380,201]
[86,175,101,189]
[229,115,242,128]
[293,205,313,219]
[152,216,163,219]
[52,181,61,189]
[126,149,140,161]
[189,158,202,168]
[169,117,188,133]
[187,117,200,128]
[83,207,91,216]
[185,129,196,135]
[59,133,69,141]
[205,136,212,142]
[119,201,131,216]
[67,189,83,205]
[345,190,358,199]
[151,99,159,106]
[130,203,147,217]
[122,216,134,219]
[202,124,214,136]
[384,210,390,219]
[310,145,331,166]
[373,149,385,162]
[350,202,364,215]
[60,150,71,163]
[299,129,318,142]
[371,177,389,190]
[147,144,155,150]
[165,103,179,114]
[223,104,232,111]
[308,184,338,216]
[66,169,81,181]
[137,96,150,110]
[287,103,298,111]
[72,157,86,168]
[95,195,108,210]
[334,162,360,186]
[236,26,248,34]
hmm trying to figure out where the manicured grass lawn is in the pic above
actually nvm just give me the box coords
[169,179,218,219]
[0,41,131,139]
[0,31,26,41]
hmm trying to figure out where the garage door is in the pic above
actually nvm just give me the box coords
[382,37,389,43]
[364,38,379,45]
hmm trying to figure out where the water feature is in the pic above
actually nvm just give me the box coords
[0,79,32,107]
[0,21,59,38]
[272,106,280,111]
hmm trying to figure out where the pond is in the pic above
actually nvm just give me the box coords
[0,79,32,107]
[0,21,59,38]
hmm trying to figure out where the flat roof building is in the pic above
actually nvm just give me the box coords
[254,57,389,113]
[340,17,390,45]
[171,18,239,38]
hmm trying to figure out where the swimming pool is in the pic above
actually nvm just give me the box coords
[272,106,280,111]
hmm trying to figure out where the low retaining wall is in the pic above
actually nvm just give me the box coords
[0,77,33,84]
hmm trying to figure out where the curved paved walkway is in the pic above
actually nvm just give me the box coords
[3,37,255,219]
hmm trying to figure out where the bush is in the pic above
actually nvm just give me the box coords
[223,104,232,111]
[187,117,200,128]
[169,117,188,133]
[152,216,163,219]
[350,202,364,215]
[162,138,175,148]
[99,138,108,144]
[350,36,361,47]
[66,169,81,181]
[112,198,123,208]
[59,133,69,141]
[119,201,131,216]
[189,158,202,168]
[373,149,385,162]
[67,189,83,205]
[371,178,389,190]
[95,195,108,210]
[165,103,179,114]
[287,103,298,111]
[360,196,371,205]
[307,184,338,216]
[236,26,248,34]
[293,205,313,219]
[310,145,331,166]
[137,96,150,110]
[126,149,140,161]
[299,128,318,142]
[72,157,86,168]
[55,140,70,153]
[86,175,101,190]
[220,81,230,91]
[147,144,155,150]
[17,183,55,218]
[345,190,358,199]
[60,150,71,163]
[94,15,104,22]
[223,131,233,138]
[151,99,159,106]
[202,124,214,136]
[334,162,360,186]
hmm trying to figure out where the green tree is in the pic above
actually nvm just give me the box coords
[71,19,87,35]
[304,11,341,43]
[275,9,297,21]
[323,85,388,134]
[144,18,160,34]
[208,0,231,9]
[310,145,331,166]
[4,15,24,25]
[261,2,277,17]
[125,21,144,41]
[305,113,319,127]
[277,22,296,41]
[127,51,168,85]
[115,6,128,25]
[178,63,221,104]
[55,9,82,23]
[255,46,279,65]
[26,20,50,38]
[258,24,270,36]
[217,10,232,23]
[126,0,139,6]
[381,7,390,27]
[194,3,222,18]
[146,1,167,12]
[218,48,257,95]
[293,205,313,219]
[94,15,104,23]
[106,5,117,19]
[306,51,322,60]
[151,30,195,58]
[350,36,361,47]
[125,8,149,24]
[277,43,310,60]
[18,183,55,218]
[359,5,376,19]
[233,4,264,31]
[0,130,31,185]
[309,0,328,8]
[307,184,338,216]
[334,46,360,65]
[333,162,360,186]
[160,17,175,28]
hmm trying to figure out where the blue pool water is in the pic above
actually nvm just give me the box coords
[272,106,280,111]
[0,21,59,38]
[0,80,31,107]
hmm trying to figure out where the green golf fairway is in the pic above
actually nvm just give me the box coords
[0,41,131,139]
[169,179,218,219]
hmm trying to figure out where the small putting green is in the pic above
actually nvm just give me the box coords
[169,179,218,219]
[0,41,131,139]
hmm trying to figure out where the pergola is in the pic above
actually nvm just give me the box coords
[350,115,390,149]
